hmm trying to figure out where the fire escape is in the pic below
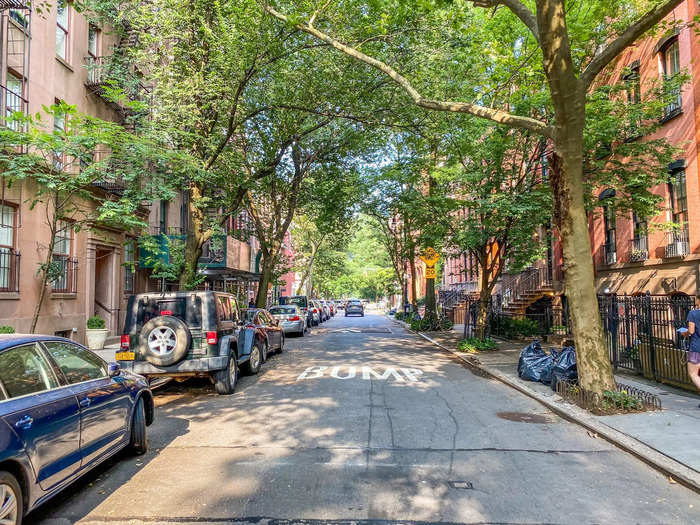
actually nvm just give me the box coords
[0,2,30,293]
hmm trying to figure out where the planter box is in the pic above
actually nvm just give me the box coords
[86,328,109,350]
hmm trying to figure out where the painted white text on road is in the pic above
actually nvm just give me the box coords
[297,366,423,382]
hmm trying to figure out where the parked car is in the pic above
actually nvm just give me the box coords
[345,300,365,317]
[241,308,285,354]
[321,299,333,320]
[279,295,312,326]
[327,301,336,316]
[310,300,324,324]
[118,291,266,395]
[0,334,154,525]
[269,305,307,336]
[335,300,345,310]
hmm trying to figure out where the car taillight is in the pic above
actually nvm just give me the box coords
[120,335,130,349]
[289,315,300,321]
[313,308,317,313]
[206,331,218,345]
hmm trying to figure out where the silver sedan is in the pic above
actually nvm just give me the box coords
[269,305,307,336]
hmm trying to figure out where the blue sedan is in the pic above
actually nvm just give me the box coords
[0,335,154,525]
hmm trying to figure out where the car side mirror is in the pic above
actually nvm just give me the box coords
[108,362,121,378]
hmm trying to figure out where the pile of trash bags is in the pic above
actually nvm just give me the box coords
[517,341,577,389]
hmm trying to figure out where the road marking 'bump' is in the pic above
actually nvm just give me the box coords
[297,366,423,382]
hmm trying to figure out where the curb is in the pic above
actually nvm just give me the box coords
[392,318,700,493]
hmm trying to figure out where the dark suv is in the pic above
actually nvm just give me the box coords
[118,291,266,394]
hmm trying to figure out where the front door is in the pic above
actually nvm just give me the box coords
[0,343,82,490]
[42,341,131,467]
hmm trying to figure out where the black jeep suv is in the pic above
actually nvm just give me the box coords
[117,291,266,394]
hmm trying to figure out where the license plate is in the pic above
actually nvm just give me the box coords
[116,351,135,361]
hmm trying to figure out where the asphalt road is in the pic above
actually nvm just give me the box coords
[29,311,699,525]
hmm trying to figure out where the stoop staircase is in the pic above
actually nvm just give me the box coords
[500,267,560,315]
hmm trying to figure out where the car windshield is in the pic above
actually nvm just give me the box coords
[242,310,257,321]
[270,306,296,315]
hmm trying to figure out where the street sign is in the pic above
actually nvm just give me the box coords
[425,267,436,279]
[420,247,440,267]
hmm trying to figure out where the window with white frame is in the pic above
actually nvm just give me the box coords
[52,220,75,293]
[88,24,99,58]
[5,71,23,130]
[660,38,681,117]
[56,1,69,61]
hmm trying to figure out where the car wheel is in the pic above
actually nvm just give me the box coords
[139,316,191,366]
[279,334,285,352]
[129,397,148,455]
[214,354,238,395]
[262,341,269,362]
[246,342,262,374]
[0,471,21,525]
[299,326,304,337]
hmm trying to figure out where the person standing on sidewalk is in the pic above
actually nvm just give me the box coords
[682,308,700,400]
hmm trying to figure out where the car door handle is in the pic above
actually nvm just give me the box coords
[79,398,91,408]
[14,415,33,430]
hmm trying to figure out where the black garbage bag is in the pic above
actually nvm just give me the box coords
[551,346,577,391]
[517,341,555,383]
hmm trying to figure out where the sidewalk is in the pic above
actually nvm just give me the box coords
[396,319,700,491]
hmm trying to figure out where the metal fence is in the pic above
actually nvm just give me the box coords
[599,293,694,389]
[455,292,695,389]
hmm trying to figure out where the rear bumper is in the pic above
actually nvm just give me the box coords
[281,321,304,333]
[118,356,228,376]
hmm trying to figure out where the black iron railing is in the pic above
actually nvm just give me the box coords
[51,255,78,293]
[628,237,648,262]
[0,248,19,292]
[663,85,682,120]
[599,293,694,388]
[665,228,689,258]
[500,267,552,308]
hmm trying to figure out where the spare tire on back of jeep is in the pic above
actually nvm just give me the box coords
[139,315,191,367]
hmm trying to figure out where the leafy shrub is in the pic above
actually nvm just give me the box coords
[602,390,642,411]
[494,316,541,339]
[0,326,15,334]
[458,337,498,353]
[87,315,106,329]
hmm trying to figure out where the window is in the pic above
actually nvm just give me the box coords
[660,38,681,117]
[43,341,107,384]
[630,212,648,262]
[52,220,75,292]
[217,295,233,322]
[159,200,168,234]
[56,1,69,60]
[624,63,641,105]
[9,9,28,29]
[0,205,17,291]
[88,24,99,58]
[53,101,66,170]
[603,205,616,264]
[124,239,135,292]
[0,344,60,399]
[669,171,688,225]
[5,71,23,130]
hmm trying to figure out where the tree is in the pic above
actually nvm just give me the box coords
[433,123,551,339]
[0,102,170,332]
[265,0,685,395]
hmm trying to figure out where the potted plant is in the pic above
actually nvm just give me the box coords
[86,315,108,350]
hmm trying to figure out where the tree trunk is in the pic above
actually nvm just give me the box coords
[424,274,438,325]
[550,131,616,396]
[408,247,418,310]
[255,253,275,307]
[30,210,59,334]
[475,279,492,341]
[180,183,207,289]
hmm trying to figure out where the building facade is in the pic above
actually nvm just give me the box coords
[441,0,700,315]
[0,2,268,341]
